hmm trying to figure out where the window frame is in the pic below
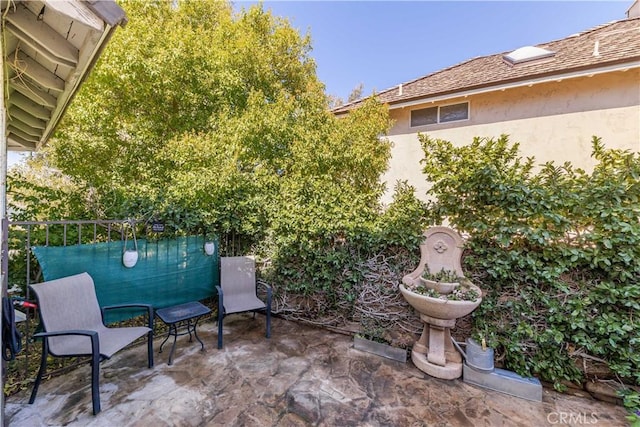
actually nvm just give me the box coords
[409,106,438,127]
[409,101,470,128]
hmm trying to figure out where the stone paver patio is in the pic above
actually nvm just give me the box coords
[5,315,629,426]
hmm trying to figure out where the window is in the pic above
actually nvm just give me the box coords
[440,103,469,123]
[410,106,437,127]
[410,102,469,127]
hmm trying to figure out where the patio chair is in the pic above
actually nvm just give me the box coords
[28,272,154,415]
[217,256,271,349]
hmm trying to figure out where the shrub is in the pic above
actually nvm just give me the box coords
[420,134,639,411]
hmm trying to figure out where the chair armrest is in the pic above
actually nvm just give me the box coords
[256,279,272,290]
[216,285,224,313]
[256,280,272,306]
[34,329,98,339]
[102,303,153,313]
[34,330,100,360]
[101,304,154,330]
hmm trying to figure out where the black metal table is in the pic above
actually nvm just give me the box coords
[155,301,211,365]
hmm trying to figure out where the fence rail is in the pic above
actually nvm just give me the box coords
[5,219,133,290]
[2,219,139,395]
[1,218,251,394]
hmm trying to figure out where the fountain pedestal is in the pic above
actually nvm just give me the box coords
[413,314,462,379]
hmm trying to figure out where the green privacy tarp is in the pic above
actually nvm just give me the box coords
[32,236,218,322]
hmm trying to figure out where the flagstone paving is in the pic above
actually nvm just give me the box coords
[5,315,629,426]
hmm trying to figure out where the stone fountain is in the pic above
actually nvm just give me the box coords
[400,226,482,380]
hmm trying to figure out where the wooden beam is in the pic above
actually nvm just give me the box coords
[11,80,58,109]
[5,9,78,67]
[7,135,37,151]
[8,126,40,143]
[7,118,43,138]
[44,0,105,32]
[7,50,65,92]
[8,92,52,120]
[8,107,47,130]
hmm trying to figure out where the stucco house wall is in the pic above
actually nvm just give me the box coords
[383,69,640,203]
[334,12,640,205]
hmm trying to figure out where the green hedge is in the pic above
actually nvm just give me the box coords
[420,134,639,412]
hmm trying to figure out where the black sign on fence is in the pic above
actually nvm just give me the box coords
[151,221,165,233]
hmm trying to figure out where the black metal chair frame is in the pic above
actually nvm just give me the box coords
[216,257,272,349]
[29,300,154,415]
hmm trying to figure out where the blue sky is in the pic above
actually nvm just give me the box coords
[235,1,632,101]
[8,1,632,167]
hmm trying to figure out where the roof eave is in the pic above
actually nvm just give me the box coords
[336,58,640,115]
[36,1,127,149]
[2,0,127,151]
[37,22,120,149]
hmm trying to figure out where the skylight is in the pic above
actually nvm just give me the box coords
[503,46,555,65]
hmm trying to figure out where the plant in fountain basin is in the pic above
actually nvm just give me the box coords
[412,283,480,302]
[414,268,480,301]
[422,268,461,284]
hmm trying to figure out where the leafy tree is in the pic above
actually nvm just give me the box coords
[50,1,320,200]
[7,0,419,346]
[9,0,392,250]
[9,154,92,221]
[347,83,365,103]
[328,83,366,109]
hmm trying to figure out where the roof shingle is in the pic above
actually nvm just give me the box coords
[333,17,640,114]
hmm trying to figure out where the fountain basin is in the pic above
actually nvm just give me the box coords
[399,283,482,320]
[419,277,458,294]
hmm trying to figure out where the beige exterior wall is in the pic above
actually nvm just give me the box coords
[382,69,640,204]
